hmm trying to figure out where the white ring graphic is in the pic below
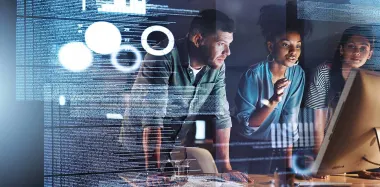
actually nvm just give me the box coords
[141,25,174,56]
[111,45,142,73]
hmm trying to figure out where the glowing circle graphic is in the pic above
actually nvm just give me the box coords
[141,25,174,56]
[291,154,313,176]
[85,21,122,55]
[58,42,93,72]
[111,45,142,73]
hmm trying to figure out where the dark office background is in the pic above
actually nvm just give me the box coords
[1,0,377,186]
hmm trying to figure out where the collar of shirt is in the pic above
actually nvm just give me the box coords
[177,38,210,71]
[188,62,203,77]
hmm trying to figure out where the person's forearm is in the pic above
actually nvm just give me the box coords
[215,128,232,171]
[248,99,278,127]
[313,109,327,155]
[286,146,293,168]
[143,127,162,170]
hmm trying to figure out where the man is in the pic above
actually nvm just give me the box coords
[121,9,250,183]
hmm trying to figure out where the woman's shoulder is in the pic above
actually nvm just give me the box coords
[311,61,333,85]
[245,61,267,75]
[289,63,305,75]
[315,61,333,74]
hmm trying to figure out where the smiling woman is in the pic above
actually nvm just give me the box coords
[230,1,312,175]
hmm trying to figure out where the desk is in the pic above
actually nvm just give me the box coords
[250,174,380,186]
[120,173,380,186]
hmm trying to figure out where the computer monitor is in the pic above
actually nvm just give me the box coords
[311,69,380,176]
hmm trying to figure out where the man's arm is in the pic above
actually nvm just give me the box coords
[129,52,171,171]
[211,65,251,183]
[215,128,232,171]
[208,64,234,171]
[216,128,252,183]
[143,127,162,169]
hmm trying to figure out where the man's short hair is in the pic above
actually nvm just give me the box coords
[189,9,235,37]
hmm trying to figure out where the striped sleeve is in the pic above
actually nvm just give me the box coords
[304,63,331,109]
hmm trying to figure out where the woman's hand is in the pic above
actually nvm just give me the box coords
[271,78,290,103]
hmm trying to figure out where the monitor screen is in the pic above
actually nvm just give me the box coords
[312,69,380,175]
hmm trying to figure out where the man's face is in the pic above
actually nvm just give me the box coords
[199,30,233,69]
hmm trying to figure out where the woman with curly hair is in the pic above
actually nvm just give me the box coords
[230,2,312,174]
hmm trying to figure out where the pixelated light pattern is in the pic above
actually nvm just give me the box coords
[82,0,86,11]
[298,0,380,24]
[58,42,93,72]
[16,0,203,185]
[195,120,206,140]
[141,25,175,56]
[85,21,122,55]
[59,95,66,106]
[98,0,146,15]
[16,0,199,101]
[106,113,123,119]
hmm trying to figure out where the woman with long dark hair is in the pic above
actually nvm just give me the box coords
[304,26,375,155]
[304,25,378,178]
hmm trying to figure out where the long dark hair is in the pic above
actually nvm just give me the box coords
[329,26,375,106]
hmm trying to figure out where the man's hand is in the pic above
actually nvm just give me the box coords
[221,170,253,183]
[143,127,162,170]
[215,129,253,183]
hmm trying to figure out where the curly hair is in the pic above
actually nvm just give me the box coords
[257,2,312,42]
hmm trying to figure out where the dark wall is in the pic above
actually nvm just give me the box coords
[0,0,364,185]
[0,0,44,186]
[0,0,16,104]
